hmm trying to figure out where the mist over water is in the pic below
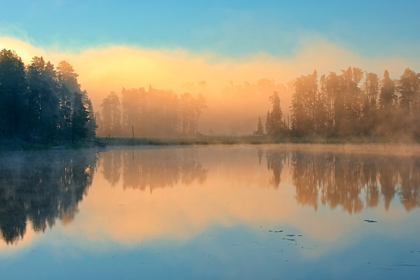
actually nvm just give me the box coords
[1,145,419,279]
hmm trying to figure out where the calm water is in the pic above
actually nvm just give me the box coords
[1,145,420,279]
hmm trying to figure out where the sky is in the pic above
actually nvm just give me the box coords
[0,0,419,127]
[1,0,420,58]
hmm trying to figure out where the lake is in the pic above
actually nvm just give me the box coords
[1,145,419,279]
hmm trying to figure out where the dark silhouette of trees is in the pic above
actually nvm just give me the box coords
[0,48,96,141]
[71,92,89,141]
[26,57,61,138]
[258,67,420,139]
[0,50,26,136]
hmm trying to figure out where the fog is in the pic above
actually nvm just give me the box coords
[1,36,418,136]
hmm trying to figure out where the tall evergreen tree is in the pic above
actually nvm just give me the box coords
[254,117,264,136]
[399,68,419,114]
[268,92,283,136]
[379,70,396,109]
[0,49,27,136]
[265,111,272,135]
[71,92,89,141]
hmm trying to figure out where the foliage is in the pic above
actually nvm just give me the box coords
[257,67,420,140]
[97,87,207,138]
[0,49,97,141]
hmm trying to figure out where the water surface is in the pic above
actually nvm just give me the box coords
[1,145,419,279]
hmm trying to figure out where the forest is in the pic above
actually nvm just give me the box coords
[258,67,420,139]
[0,49,96,142]
[2,48,420,143]
[97,88,207,138]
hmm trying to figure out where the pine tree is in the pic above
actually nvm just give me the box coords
[71,92,89,141]
[0,49,27,136]
[268,92,283,136]
[254,117,264,136]
[265,111,271,135]
[379,70,396,109]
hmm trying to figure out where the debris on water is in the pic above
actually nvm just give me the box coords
[364,220,377,223]
[298,235,302,237]
[287,239,296,241]
[275,230,283,233]
[269,230,273,232]
[286,234,295,237]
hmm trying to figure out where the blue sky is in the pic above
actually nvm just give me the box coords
[1,0,419,59]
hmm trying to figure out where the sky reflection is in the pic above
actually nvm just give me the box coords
[0,146,419,279]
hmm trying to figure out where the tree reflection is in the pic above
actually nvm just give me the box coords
[100,148,208,191]
[265,150,287,188]
[0,150,97,244]
[265,151,420,213]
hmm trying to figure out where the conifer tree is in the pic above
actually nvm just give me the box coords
[254,117,264,136]
[71,92,89,141]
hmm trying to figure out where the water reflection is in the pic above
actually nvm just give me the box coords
[0,150,97,244]
[1,146,420,246]
[101,148,208,191]
[274,151,420,213]
[265,150,287,188]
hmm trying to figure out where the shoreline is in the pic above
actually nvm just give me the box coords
[2,136,420,151]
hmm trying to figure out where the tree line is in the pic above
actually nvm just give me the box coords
[256,67,420,138]
[0,49,96,141]
[97,87,207,138]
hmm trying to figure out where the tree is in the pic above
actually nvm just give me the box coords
[339,67,364,136]
[379,70,396,109]
[254,117,264,136]
[268,92,283,136]
[398,68,420,135]
[361,72,379,135]
[27,56,60,138]
[399,68,419,114]
[71,92,89,141]
[0,49,27,136]
[180,93,196,135]
[81,91,97,139]
[0,50,96,141]
[291,71,318,136]
[265,111,273,135]
[100,92,121,137]
[194,93,208,133]
[315,74,329,135]
[57,61,80,94]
